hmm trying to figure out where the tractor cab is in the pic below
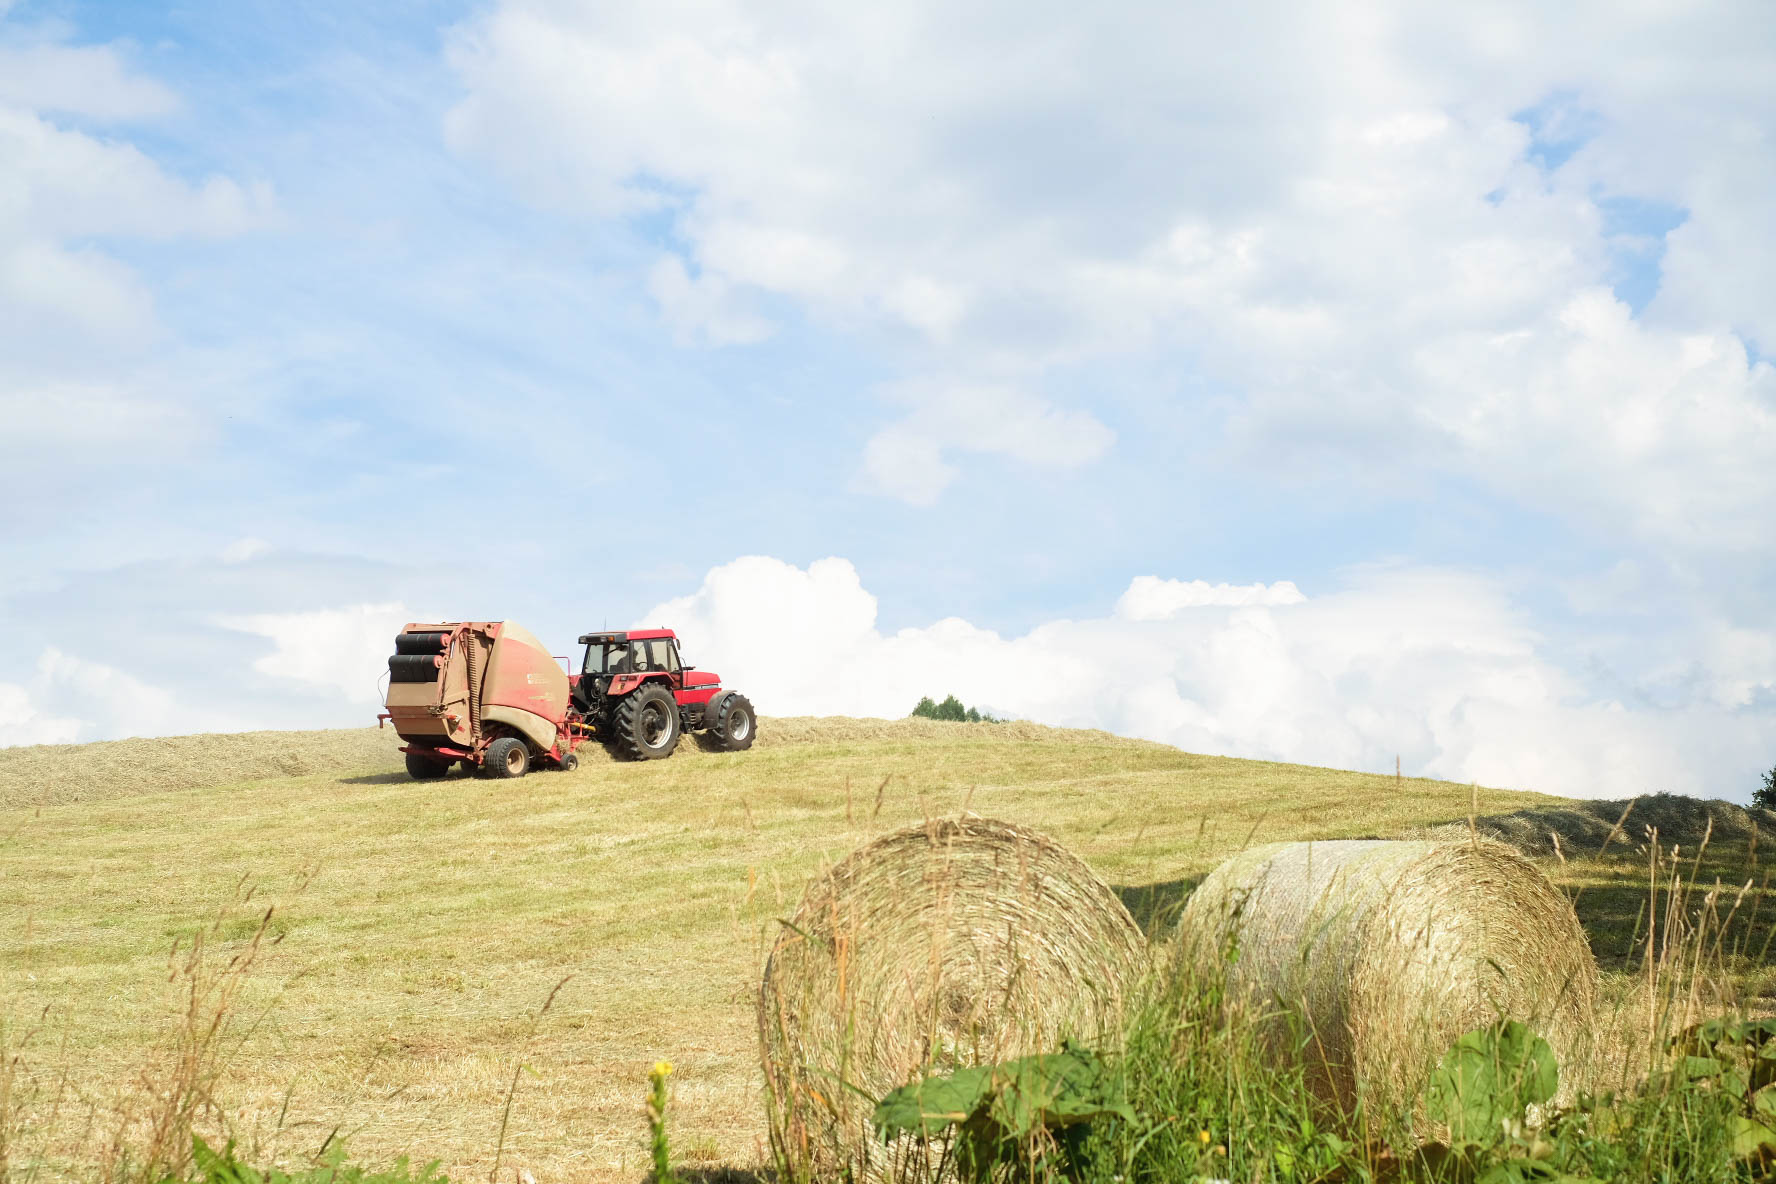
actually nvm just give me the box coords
[581,635,679,680]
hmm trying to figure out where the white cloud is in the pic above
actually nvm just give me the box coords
[217,603,414,704]
[0,42,180,121]
[647,556,1773,801]
[0,35,275,524]
[1116,576,1308,620]
[647,255,774,345]
[0,680,82,747]
[445,0,1776,530]
[857,378,1116,505]
[0,647,238,747]
[220,538,274,564]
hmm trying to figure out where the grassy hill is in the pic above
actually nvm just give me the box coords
[1,719,1767,1182]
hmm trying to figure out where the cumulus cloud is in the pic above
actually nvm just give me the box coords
[216,603,414,704]
[445,0,1776,529]
[647,556,1772,801]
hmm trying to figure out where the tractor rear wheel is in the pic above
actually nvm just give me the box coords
[707,693,756,752]
[614,683,680,760]
[483,735,530,779]
[405,752,452,780]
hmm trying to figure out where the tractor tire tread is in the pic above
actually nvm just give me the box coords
[708,693,757,752]
[613,683,681,761]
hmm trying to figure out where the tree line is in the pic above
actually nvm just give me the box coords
[910,695,1003,724]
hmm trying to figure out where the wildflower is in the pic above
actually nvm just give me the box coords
[1198,1129,1211,1146]
[653,1060,674,1078]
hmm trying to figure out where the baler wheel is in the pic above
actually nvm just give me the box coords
[613,684,680,760]
[559,751,580,773]
[484,736,530,779]
[707,693,756,752]
[405,752,452,780]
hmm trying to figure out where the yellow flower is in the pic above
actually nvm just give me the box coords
[653,1060,674,1078]
[1198,1129,1211,1145]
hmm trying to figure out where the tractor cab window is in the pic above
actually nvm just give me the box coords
[632,639,679,673]
[583,642,626,676]
[582,638,679,675]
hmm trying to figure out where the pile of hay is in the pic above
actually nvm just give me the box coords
[759,815,1146,1181]
[1177,838,1598,1116]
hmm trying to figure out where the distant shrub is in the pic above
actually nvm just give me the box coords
[911,695,1002,723]
[1756,766,1776,811]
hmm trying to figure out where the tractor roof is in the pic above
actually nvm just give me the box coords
[577,628,678,644]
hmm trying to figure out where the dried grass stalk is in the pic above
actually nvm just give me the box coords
[759,816,1146,1182]
[1177,838,1599,1116]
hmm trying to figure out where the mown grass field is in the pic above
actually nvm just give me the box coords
[1,718,1768,1182]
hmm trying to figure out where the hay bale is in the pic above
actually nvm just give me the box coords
[1176,838,1598,1115]
[759,816,1146,1181]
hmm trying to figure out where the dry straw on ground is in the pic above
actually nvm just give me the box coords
[1177,838,1599,1119]
[0,728,405,809]
[759,815,1146,1183]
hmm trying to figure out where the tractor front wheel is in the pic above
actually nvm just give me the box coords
[483,735,531,779]
[707,693,756,752]
[405,752,452,780]
[613,684,681,760]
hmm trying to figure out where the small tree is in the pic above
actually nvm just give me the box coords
[936,694,968,722]
[1756,766,1776,812]
[911,696,940,720]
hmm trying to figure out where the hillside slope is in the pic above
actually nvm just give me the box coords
[0,718,1758,1182]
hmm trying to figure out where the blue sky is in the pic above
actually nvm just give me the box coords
[2,0,1773,801]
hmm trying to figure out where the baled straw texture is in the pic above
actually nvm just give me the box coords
[759,816,1146,1182]
[1177,838,1598,1117]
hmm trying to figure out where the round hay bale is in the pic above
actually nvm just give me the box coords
[759,816,1146,1182]
[1176,838,1598,1116]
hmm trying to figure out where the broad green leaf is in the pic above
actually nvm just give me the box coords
[983,1046,1136,1134]
[1730,1115,1776,1159]
[1423,1020,1559,1145]
[872,1064,995,1140]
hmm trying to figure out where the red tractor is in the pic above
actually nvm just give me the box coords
[380,622,753,780]
[570,628,755,760]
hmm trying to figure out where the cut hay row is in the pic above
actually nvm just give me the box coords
[0,727,406,809]
[0,715,1165,811]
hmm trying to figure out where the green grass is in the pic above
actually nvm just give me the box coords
[0,717,1767,1183]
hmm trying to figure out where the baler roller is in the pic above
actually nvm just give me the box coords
[388,654,445,683]
[394,631,451,654]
